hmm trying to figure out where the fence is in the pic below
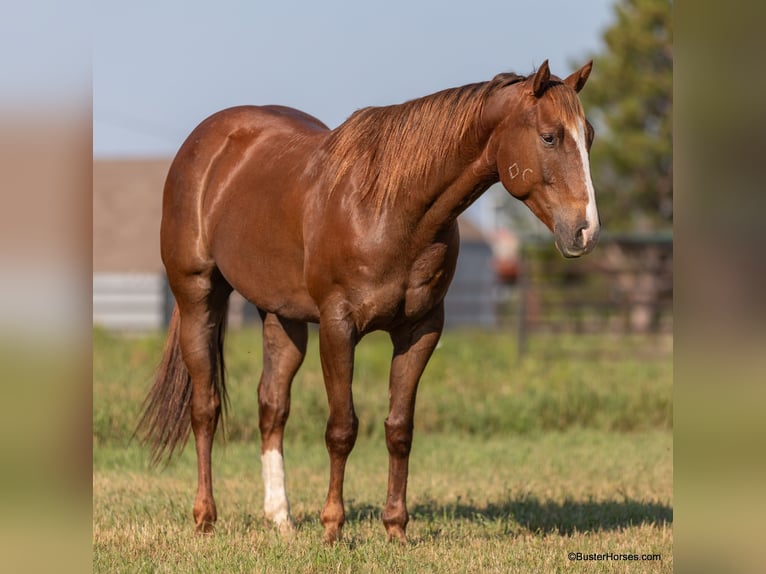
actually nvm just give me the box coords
[92,273,166,332]
[511,233,673,356]
[92,274,500,332]
[92,234,672,349]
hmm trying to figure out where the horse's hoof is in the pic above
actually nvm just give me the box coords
[276,519,296,539]
[195,520,216,534]
[321,525,342,545]
[194,499,217,534]
[386,526,408,545]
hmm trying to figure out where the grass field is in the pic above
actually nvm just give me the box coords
[93,327,673,573]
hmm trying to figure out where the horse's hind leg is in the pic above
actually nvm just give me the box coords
[258,312,307,535]
[172,268,232,533]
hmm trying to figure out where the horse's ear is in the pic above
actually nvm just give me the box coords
[532,60,551,98]
[563,60,593,93]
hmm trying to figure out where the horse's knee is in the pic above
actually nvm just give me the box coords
[384,416,414,458]
[325,414,358,456]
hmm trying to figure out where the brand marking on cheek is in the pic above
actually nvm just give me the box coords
[509,163,533,181]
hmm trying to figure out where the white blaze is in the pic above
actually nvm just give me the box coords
[570,119,599,245]
[261,449,292,530]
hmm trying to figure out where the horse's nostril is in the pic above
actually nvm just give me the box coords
[575,221,588,245]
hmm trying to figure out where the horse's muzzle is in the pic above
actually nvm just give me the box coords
[554,220,600,258]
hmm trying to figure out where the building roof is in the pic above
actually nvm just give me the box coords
[94,158,170,272]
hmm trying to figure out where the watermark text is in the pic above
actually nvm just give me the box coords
[568,551,662,562]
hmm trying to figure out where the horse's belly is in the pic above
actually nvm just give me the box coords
[211,212,319,322]
[218,257,320,322]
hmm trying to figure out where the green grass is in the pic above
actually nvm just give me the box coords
[93,327,672,446]
[93,326,672,572]
[94,433,672,573]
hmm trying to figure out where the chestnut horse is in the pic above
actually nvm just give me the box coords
[138,60,599,544]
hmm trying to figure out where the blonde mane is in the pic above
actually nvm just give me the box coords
[322,73,525,212]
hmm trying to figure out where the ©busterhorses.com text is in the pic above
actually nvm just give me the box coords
[568,551,662,562]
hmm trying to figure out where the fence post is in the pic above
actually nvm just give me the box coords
[517,244,528,358]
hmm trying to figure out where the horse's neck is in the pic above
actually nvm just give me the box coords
[405,85,525,240]
[406,124,499,242]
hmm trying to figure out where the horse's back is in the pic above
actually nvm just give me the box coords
[163,105,327,211]
[161,105,328,319]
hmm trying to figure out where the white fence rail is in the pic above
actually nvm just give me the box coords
[92,272,499,332]
[93,273,166,331]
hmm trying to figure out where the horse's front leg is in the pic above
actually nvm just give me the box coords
[318,304,359,544]
[383,303,444,543]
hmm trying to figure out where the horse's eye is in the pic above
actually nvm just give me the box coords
[541,134,556,146]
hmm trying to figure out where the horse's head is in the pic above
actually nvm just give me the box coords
[490,60,599,258]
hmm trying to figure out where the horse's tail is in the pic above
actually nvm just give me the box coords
[135,304,229,466]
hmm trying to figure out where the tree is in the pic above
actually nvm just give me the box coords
[572,0,673,332]
[496,1,673,333]
[578,0,673,232]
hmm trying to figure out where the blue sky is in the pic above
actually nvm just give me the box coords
[94,0,615,158]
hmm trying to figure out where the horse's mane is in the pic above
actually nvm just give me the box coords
[322,73,527,211]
